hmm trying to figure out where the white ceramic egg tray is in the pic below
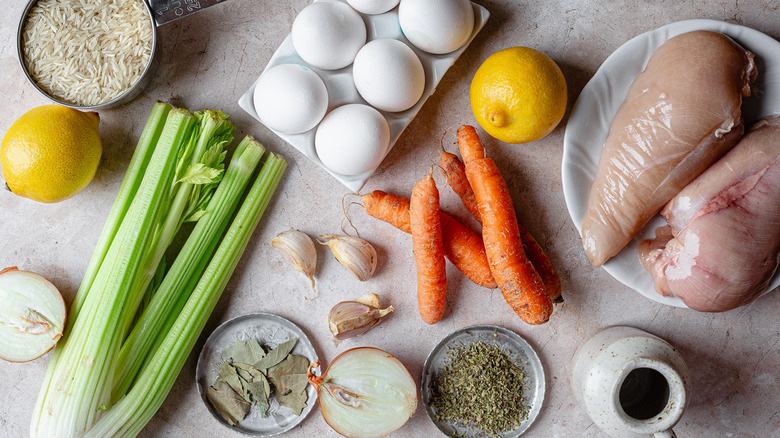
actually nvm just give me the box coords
[238,0,490,192]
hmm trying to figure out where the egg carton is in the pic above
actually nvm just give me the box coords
[238,0,490,192]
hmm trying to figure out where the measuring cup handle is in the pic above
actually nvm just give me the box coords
[146,0,228,26]
[654,429,677,438]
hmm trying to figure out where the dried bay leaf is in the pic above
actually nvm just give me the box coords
[235,367,254,384]
[238,374,253,402]
[268,354,310,415]
[233,362,264,382]
[275,387,308,416]
[210,336,310,425]
[268,354,310,395]
[255,393,270,419]
[207,379,250,426]
[217,361,244,397]
[225,338,266,365]
[245,372,272,418]
[279,373,309,395]
[254,338,297,372]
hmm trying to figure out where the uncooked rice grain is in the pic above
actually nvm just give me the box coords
[22,0,154,107]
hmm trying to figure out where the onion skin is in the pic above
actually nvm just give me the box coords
[308,347,417,438]
[0,267,67,363]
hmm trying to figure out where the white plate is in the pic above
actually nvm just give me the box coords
[562,19,780,307]
[238,0,489,192]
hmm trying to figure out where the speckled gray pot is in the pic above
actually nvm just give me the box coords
[570,326,691,438]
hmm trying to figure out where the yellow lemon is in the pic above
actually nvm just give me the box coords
[1,105,102,203]
[470,47,567,144]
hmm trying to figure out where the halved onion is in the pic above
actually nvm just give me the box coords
[0,267,66,362]
[308,347,417,438]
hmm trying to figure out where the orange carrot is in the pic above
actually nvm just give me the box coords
[361,191,412,232]
[439,214,496,289]
[518,223,562,302]
[441,149,482,222]
[440,146,562,302]
[362,190,497,289]
[410,170,447,324]
[457,125,553,324]
[361,191,412,233]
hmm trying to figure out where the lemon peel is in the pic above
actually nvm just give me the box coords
[0,105,102,203]
[470,47,567,144]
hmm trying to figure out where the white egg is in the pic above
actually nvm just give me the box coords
[315,104,390,176]
[399,0,474,54]
[253,64,328,135]
[352,39,425,113]
[291,2,367,70]
[346,0,399,15]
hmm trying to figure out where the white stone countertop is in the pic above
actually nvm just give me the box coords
[1,1,779,437]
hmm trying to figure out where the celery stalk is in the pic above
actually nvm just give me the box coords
[30,108,196,438]
[119,110,234,339]
[71,101,172,324]
[84,153,287,438]
[111,136,266,401]
[30,101,286,438]
[31,103,173,437]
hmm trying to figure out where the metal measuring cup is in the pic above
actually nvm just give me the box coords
[15,0,227,110]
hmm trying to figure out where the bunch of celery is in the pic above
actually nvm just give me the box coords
[30,102,286,437]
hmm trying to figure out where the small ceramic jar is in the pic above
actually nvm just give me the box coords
[570,326,691,438]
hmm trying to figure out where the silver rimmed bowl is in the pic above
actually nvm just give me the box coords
[15,0,228,110]
[420,325,546,437]
[195,312,319,437]
[16,0,160,110]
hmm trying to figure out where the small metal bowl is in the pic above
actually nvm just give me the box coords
[195,312,319,437]
[16,0,159,110]
[420,325,546,437]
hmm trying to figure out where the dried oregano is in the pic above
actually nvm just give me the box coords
[429,339,529,436]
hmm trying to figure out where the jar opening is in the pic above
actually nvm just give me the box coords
[619,367,670,420]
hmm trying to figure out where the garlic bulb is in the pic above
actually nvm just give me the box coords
[318,234,377,281]
[271,230,317,296]
[328,293,393,339]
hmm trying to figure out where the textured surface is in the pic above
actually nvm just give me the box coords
[1,1,779,437]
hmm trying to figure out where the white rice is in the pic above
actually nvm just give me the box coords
[22,0,154,107]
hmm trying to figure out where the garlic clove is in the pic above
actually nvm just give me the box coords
[271,230,317,296]
[318,234,378,281]
[353,292,381,309]
[328,293,393,339]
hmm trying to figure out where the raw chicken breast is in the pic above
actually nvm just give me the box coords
[639,116,780,312]
[581,30,756,267]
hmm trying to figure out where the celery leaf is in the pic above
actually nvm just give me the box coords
[177,163,223,185]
